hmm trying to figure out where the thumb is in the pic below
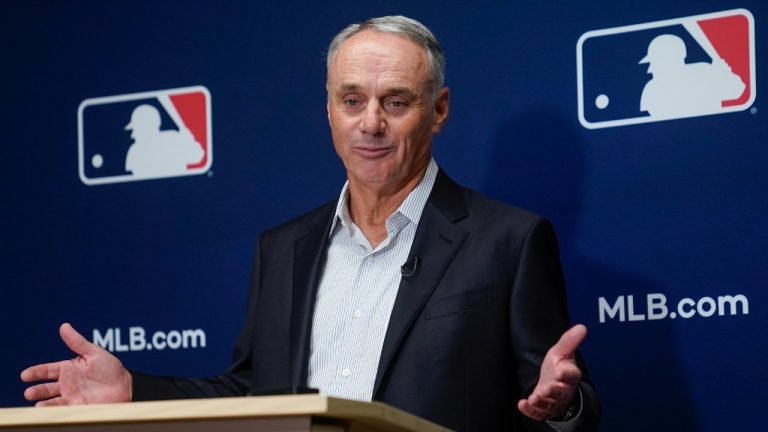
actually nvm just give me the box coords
[550,324,587,357]
[60,323,96,356]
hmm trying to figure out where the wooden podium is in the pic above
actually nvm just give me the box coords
[0,395,452,432]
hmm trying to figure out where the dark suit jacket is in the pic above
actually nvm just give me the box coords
[133,169,600,431]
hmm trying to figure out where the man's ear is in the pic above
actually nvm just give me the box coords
[432,87,450,134]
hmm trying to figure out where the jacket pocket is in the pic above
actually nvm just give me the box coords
[425,282,493,319]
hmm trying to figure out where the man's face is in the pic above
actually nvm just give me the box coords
[327,30,449,192]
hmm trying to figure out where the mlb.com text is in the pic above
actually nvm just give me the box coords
[598,293,749,323]
[92,327,206,352]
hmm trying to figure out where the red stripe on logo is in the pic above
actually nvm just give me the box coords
[170,92,208,169]
[698,14,751,107]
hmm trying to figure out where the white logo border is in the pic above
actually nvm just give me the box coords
[576,8,755,130]
[77,85,213,186]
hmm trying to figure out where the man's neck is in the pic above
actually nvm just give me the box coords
[346,163,429,248]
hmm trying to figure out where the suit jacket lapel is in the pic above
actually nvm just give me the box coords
[289,203,336,389]
[372,169,469,396]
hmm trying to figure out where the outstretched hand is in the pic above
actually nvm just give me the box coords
[20,323,132,406]
[518,324,587,421]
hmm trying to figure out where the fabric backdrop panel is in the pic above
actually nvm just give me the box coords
[2,1,764,430]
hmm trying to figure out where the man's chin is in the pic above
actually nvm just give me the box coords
[347,166,398,187]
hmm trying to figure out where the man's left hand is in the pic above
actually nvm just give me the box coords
[517,324,587,421]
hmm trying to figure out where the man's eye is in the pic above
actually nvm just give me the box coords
[385,100,408,111]
[344,99,360,107]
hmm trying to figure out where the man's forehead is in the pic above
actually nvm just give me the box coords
[328,30,429,88]
[346,30,419,50]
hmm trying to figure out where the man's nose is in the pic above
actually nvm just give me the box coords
[359,103,385,134]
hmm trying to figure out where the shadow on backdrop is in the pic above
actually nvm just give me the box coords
[483,107,699,431]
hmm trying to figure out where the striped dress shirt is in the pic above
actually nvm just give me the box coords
[307,159,438,401]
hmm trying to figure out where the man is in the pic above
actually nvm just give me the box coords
[22,16,599,431]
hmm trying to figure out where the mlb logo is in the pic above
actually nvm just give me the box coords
[78,86,212,185]
[577,9,755,129]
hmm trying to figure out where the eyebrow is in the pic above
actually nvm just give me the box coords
[338,84,362,93]
[386,86,419,100]
[335,84,419,100]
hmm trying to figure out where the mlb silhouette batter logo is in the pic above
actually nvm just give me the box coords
[78,86,212,185]
[577,9,755,129]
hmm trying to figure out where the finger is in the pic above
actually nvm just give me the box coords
[20,362,62,382]
[517,399,549,421]
[24,382,60,402]
[552,362,582,386]
[60,323,96,357]
[540,381,578,402]
[550,324,587,357]
[528,392,560,412]
[36,396,69,407]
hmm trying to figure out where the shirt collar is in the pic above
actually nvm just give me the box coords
[329,158,439,237]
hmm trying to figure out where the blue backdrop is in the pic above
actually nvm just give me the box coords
[2,1,765,431]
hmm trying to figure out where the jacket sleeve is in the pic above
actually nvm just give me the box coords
[509,218,601,431]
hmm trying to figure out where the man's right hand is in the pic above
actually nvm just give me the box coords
[20,323,132,406]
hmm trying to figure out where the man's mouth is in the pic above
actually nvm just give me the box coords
[354,145,395,158]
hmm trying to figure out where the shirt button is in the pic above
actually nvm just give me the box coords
[367,256,373,264]
[353,309,362,318]
[341,368,351,377]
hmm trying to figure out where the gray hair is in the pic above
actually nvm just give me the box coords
[326,15,446,97]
